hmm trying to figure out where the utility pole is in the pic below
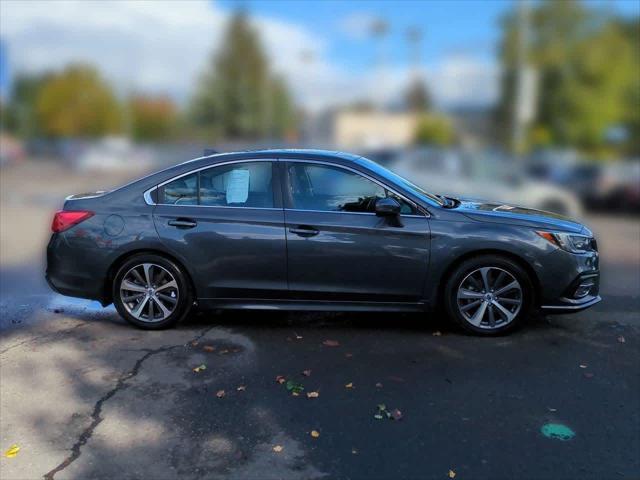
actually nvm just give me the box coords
[512,0,536,157]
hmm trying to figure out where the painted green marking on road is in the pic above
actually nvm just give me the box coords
[541,423,575,441]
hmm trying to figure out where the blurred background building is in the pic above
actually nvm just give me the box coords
[0,0,638,216]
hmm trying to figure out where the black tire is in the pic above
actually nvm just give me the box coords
[443,254,534,336]
[112,253,193,330]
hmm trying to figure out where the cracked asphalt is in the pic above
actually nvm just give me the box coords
[1,163,639,480]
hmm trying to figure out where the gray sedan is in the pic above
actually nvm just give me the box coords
[46,149,600,335]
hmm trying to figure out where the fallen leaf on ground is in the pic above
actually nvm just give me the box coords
[273,445,283,453]
[4,444,19,458]
[618,335,626,343]
[579,364,587,369]
[237,385,246,391]
[374,414,384,420]
[302,369,312,377]
[275,375,286,384]
[345,382,353,389]
[203,345,215,352]
[294,333,303,340]
[351,448,358,454]
[547,407,557,412]
[193,364,207,373]
[310,430,320,438]
[307,391,319,398]
[584,372,594,379]
[219,349,229,355]
[323,339,340,347]
[231,348,241,353]
[191,341,199,347]
[391,409,403,420]
[432,331,442,336]
[449,469,456,478]
[286,380,304,394]
[345,353,353,358]
[292,391,300,396]
[216,390,225,398]
[375,382,383,388]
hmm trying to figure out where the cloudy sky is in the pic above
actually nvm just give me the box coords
[1,0,637,112]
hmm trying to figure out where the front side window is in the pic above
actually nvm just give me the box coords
[287,163,417,214]
[158,161,274,208]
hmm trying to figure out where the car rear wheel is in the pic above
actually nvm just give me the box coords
[443,255,533,335]
[113,254,192,329]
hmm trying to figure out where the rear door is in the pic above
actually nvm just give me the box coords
[282,160,431,302]
[153,159,287,300]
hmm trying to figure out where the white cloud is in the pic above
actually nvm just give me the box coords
[0,1,498,111]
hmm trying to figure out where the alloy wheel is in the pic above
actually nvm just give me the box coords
[119,263,179,323]
[456,266,523,330]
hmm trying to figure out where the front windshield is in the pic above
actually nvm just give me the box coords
[356,156,445,206]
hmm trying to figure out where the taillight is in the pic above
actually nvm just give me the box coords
[51,210,94,233]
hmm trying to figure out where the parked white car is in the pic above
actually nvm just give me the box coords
[391,148,583,218]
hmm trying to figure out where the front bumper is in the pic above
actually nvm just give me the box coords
[540,269,601,314]
[541,295,602,313]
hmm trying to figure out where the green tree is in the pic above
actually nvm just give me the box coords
[2,72,53,138]
[404,77,431,112]
[128,95,178,141]
[190,10,295,140]
[496,0,640,155]
[413,114,454,146]
[36,64,122,138]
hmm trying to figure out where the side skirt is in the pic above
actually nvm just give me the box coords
[198,298,429,312]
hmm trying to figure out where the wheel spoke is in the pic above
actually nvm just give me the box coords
[153,297,171,317]
[458,288,484,300]
[142,263,153,287]
[460,299,481,312]
[493,270,507,290]
[148,297,155,319]
[122,293,144,302]
[131,268,146,286]
[479,267,491,292]
[495,280,520,296]
[156,280,177,292]
[469,301,488,326]
[488,304,496,327]
[493,300,515,323]
[132,296,149,318]
[121,280,147,293]
[497,297,520,305]
[157,293,177,304]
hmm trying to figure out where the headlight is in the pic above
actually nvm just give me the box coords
[536,231,596,254]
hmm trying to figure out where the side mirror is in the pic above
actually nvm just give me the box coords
[375,197,401,216]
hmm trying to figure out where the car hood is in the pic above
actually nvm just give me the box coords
[455,199,586,234]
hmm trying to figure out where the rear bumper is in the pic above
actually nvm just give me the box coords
[46,234,106,302]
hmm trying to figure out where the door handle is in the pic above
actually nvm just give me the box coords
[168,218,197,229]
[289,226,319,237]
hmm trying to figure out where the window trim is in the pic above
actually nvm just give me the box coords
[282,159,429,218]
[145,158,280,210]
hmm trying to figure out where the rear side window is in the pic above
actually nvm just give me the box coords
[200,162,273,208]
[158,161,274,208]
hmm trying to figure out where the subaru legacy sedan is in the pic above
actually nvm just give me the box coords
[46,149,601,335]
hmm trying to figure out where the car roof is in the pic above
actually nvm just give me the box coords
[183,149,362,166]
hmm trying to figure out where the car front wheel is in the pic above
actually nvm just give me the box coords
[113,254,193,329]
[443,255,533,335]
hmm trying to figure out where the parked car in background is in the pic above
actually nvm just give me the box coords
[46,149,600,336]
[73,137,154,172]
[392,148,583,217]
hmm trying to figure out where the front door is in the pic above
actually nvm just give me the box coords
[283,161,430,302]
[153,160,287,300]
